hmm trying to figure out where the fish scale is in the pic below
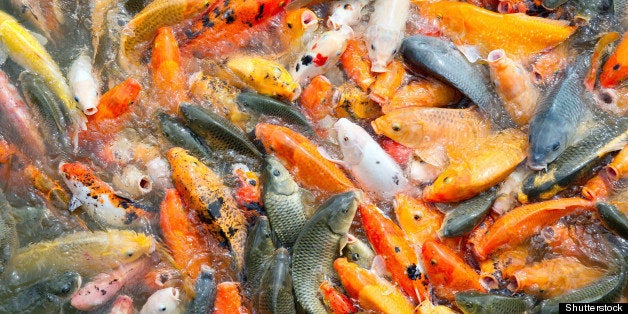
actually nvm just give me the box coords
[258,248,296,314]
[0,271,81,313]
[245,216,276,289]
[0,191,17,276]
[292,192,358,314]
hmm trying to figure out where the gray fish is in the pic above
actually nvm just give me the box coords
[0,271,81,313]
[292,191,359,314]
[596,202,628,239]
[541,0,567,9]
[520,122,627,202]
[532,261,627,313]
[236,92,314,135]
[341,234,374,269]
[400,35,516,129]
[180,104,262,159]
[245,216,276,289]
[441,189,498,238]
[159,113,214,162]
[527,54,593,170]
[455,292,527,314]
[19,71,72,151]
[258,247,296,314]
[263,156,307,247]
[616,0,628,27]
[185,265,216,314]
[0,191,17,275]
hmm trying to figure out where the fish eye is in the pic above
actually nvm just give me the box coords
[613,64,620,70]
[61,285,71,294]
[371,44,376,51]
[391,123,401,132]
[341,207,348,214]
[343,136,349,142]
[248,179,257,186]
[443,177,452,184]
[272,169,280,177]
[159,305,167,312]
[551,143,560,151]
[393,48,397,54]
[74,96,79,102]
[126,250,134,257]
[351,253,360,261]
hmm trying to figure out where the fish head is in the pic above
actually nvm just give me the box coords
[144,288,180,313]
[371,113,423,148]
[342,234,375,269]
[287,8,319,35]
[455,292,489,314]
[263,156,298,195]
[334,118,368,164]
[325,191,359,234]
[527,120,568,170]
[46,271,81,299]
[423,168,466,202]
[115,232,156,264]
[366,25,402,72]
[599,53,628,89]
[256,124,299,164]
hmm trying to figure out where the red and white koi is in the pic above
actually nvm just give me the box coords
[69,52,100,115]
[290,25,353,85]
[327,0,367,30]
[333,118,408,200]
[59,162,153,228]
[365,0,409,72]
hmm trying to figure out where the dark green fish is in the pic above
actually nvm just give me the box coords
[400,35,516,129]
[292,191,359,314]
[596,202,628,239]
[180,104,262,159]
[527,54,592,170]
[520,122,627,202]
[245,216,276,289]
[18,71,71,150]
[455,292,527,314]
[532,262,627,314]
[0,271,81,313]
[341,234,374,269]
[186,265,216,314]
[159,113,213,162]
[258,247,296,314]
[236,92,314,135]
[541,0,567,9]
[0,191,17,275]
[263,156,306,247]
[441,189,498,238]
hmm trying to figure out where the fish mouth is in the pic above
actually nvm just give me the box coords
[526,159,547,171]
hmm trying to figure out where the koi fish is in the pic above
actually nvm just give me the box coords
[69,51,100,115]
[600,31,628,88]
[150,26,187,113]
[366,0,410,72]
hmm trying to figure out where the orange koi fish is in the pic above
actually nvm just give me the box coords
[180,0,291,59]
[59,162,153,228]
[214,282,249,314]
[359,202,429,303]
[473,198,595,260]
[299,75,336,122]
[479,245,528,289]
[600,31,628,88]
[607,145,628,181]
[90,78,142,123]
[334,258,415,314]
[167,147,247,276]
[394,193,443,251]
[151,27,187,113]
[585,32,620,90]
[255,123,355,196]
[340,38,376,91]
[232,164,263,223]
[319,281,358,314]
[423,129,528,203]
[281,8,319,48]
[385,78,462,114]
[581,171,612,201]
[369,60,406,106]
[417,1,576,60]
[422,240,486,300]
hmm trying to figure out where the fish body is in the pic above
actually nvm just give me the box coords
[9,0,64,41]
[181,104,262,159]
[341,234,375,269]
[340,38,375,91]
[213,282,247,314]
[245,216,276,288]
[186,265,217,314]
[0,70,45,159]
[59,162,153,228]
[258,247,296,314]
[255,123,355,195]
[334,118,408,199]
[319,281,357,314]
[263,156,307,247]
[440,189,498,238]
[401,35,515,129]
[4,230,154,288]
[394,193,443,250]
[90,78,141,122]
[600,32,628,89]
[91,0,118,58]
[359,202,429,303]
[228,57,299,100]
[520,123,627,202]
[159,113,214,162]
[487,49,539,126]
[298,75,335,121]
[328,0,366,30]
[292,191,359,314]
[140,287,181,314]
[291,25,353,85]
[423,129,528,202]
[596,202,628,239]
[71,258,150,311]
[454,292,527,314]
[232,164,263,221]
[366,0,409,72]
[167,147,248,276]
[0,191,17,275]
[334,257,414,314]
[369,59,405,105]
[69,52,100,115]
[0,271,81,313]
[236,92,313,134]
[385,77,462,113]
[151,26,187,113]
[527,55,592,170]
[0,10,85,133]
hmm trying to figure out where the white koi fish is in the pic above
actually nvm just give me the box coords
[69,52,100,115]
[365,0,409,72]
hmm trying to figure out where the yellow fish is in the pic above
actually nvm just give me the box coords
[0,10,85,134]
